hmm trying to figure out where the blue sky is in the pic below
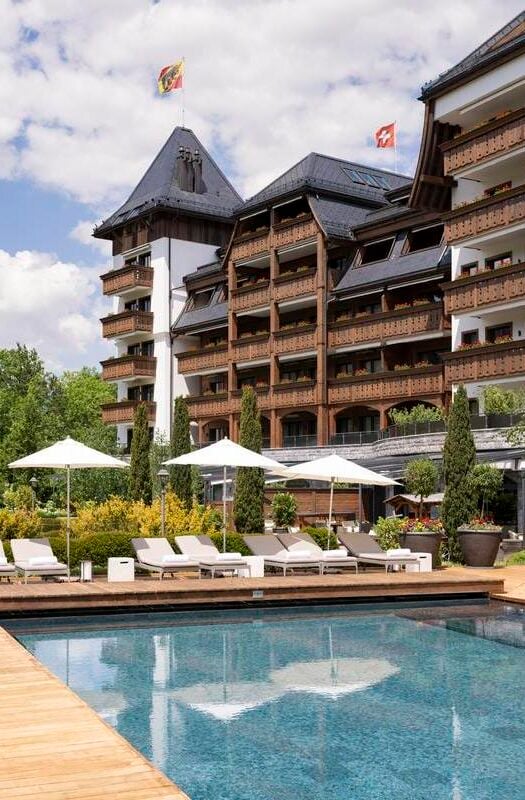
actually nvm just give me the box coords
[0,0,523,372]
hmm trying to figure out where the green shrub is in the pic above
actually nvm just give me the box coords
[389,404,445,427]
[506,550,525,566]
[482,386,525,415]
[271,493,298,527]
[374,516,403,550]
[2,484,34,511]
[48,532,136,569]
[301,527,339,550]
[208,531,251,556]
[0,509,43,540]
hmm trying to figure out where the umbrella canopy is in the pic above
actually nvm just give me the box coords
[284,454,398,547]
[9,437,129,579]
[164,438,286,547]
[270,657,399,698]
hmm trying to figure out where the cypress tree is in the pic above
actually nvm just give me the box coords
[129,402,152,503]
[170,396,192,507]
[234,387,264,533]
[442,385,476,562]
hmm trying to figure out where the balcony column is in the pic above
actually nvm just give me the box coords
[272,410,283,449]
[379,405,389,431]
[316,232,328,446]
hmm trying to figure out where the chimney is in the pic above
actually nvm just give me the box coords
[176,146,190,191]
[192,150,203,193]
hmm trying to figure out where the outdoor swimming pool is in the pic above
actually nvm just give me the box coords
[11,601,525,800]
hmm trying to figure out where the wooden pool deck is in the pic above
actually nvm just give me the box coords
[0,568,505,615]
[0,627,188,800]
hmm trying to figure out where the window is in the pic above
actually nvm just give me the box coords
[360,238,394,265]
[127,384,154,401]
[485,252,512,270]
[356,302,381,316]
[125,252,151,267]
[127,340,154,356]
[125,295,151,312]
[281,366,315,383]
[238,375,256,388]
[406,225,444,253]
[486,323,512,343]
[344,169,390,190]
[461,330,479,346]
[461,262,479,277]
[358,357,381,374]
[190,289,214,310]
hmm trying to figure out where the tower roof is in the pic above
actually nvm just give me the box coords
[95,127,242,237]
[421,11,525,99]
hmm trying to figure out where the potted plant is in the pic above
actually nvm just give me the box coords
[457,465,504,566]
[399,458,443,565]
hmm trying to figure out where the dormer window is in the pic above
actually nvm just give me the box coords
[405,224,444,253]
[359,238,394,265]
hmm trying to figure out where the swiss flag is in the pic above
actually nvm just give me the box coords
[375,122,396,148]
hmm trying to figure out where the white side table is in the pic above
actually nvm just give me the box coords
[405,552,433,572]
[107,557,135,582]
[238,555,265,578]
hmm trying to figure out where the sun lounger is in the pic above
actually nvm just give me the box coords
[337,531,421,572]
[10,538,68,583]
[243,534,322,576]
[0,541,16,581]
[277,532,358,574]
[175,535,251,578]
[132,537,201,580]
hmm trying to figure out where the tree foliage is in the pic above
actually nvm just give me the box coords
[271,492,297,527]
[404,458,439,517]
[128,403,152,503]
[170,396,192,507]
[482,385,525,415]
[389,404,445,427]
[441,386,476,562]
[234,387,264,533]
[469,464,503,517]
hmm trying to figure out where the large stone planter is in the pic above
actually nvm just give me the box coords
[399,531,442,568]
[457,527,503,567]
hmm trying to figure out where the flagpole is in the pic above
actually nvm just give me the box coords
[181,56,185,128]
[394,120,397,174]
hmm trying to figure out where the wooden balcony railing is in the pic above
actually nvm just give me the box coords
[100,265,153,296]
[231,282,270,312]
[186,393,229,419]
[177,345,228,374]
[328,304,447,349]
[442,110,525,175]
[274,268,316,302]
[272,216,317,249]
[444,340,525,384]
[100,355,156,382]
[231,387,272,411]
[443,262,525,315]
[101,400,156,425]
[231,231,269,262]
[273,381,318,407]
[444,185,525,244]
[328,366,444,405]
[232,334,270,361]
[274,325,316,355]
[101,310,153,339]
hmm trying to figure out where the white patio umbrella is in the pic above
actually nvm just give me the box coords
[284,453,398,547]
[171,680,282,721]
[163,437,286,550]
[9,437,129,579]
[270,656,399,698]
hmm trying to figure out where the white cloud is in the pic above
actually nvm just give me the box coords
[0,0,522,203]
[0,248,111,372]
[70,220,112,256]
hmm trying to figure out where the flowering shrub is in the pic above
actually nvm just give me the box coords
[0,509,43,541]
[401,517,443,533]
[354,368,369,376]
[414,360,431,368]
[393,364,411,371]
[457,340,481,351]
[494,335,513,345]
[466,515,501,530]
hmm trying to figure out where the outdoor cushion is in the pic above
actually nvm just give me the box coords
[28,556,58,566]
[387,548,411,556]
[216,552,243,561]
[323,550,348,559]
[0,557,7,566]
[162,554,190,564]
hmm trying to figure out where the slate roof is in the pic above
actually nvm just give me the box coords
[310,197,370,240]
[172,300,228,335]
[95,128,242,236]
[183,260,224,284]
[421,11,525,98]
[242,152,411,212]
[333,245,450,295]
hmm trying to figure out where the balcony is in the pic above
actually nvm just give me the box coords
[100,264,153,296]
[231,231,269,262]
[445,340,525,384]
[273,381,318,407]
[231,386,271,411]
[232,334,270,362]
[177,345,228,375]
[328,304,448,349]
[274,268,316,302]
[328,366,444,405]
[445,185,525,245]
[186,393,229,419]
[231,281,270,313]
[443,262,525,315]
[100,355,156,382]
[101,310,153,339]
[272,216,317,249]
[101,400,155,425]
[274,325,316,355]
[442,110,525,175]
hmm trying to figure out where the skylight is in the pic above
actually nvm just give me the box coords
[343,168,390,190]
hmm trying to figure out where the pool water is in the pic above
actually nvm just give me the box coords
[12,601,525,800]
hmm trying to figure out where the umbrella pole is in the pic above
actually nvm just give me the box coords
[223,465,227,553]
[327,478,334,550]
[66,466,71,581]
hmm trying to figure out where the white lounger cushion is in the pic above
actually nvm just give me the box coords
[162,554,190,564]
[216,552,243,561]
[281,551,316,561]
[322,550,349,559]
[0,557,7,566]
[28,556,58,566]
[387,548,412,556]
